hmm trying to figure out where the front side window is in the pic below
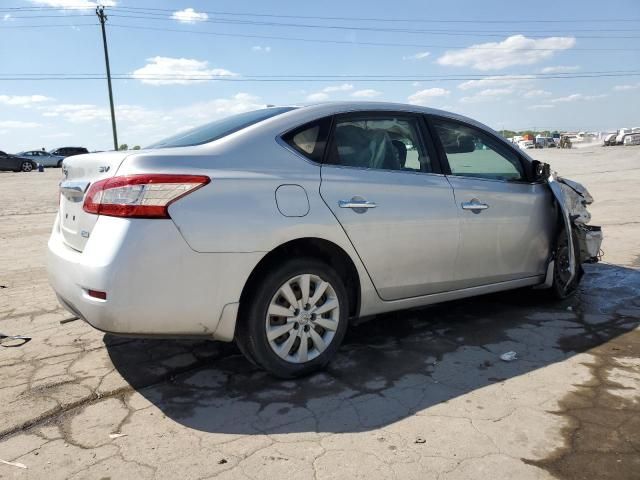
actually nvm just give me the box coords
[327,115,431,173]
[431,119,524,181]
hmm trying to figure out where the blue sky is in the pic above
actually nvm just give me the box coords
[1,0,639,152]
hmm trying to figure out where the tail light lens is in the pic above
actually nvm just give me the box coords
[83,174,210,218]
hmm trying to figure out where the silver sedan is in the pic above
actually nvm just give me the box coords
[16,150,64,167]
[47,102,601,378]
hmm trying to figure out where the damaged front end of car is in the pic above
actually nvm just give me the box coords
[534,161,604,291]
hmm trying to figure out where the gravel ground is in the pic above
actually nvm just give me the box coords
[0,146,638,480]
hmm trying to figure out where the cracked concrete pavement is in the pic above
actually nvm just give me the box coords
[1,146,639,479]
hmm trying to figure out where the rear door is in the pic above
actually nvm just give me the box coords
[319,112,460,300]
[428,116,554,289]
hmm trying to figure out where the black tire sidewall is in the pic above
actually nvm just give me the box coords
[239,258,349,378]
[21,162,33,172]
[551,228,582,299]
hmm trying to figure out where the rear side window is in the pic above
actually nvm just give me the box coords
[282,117,331,163]
[326,115,432,173]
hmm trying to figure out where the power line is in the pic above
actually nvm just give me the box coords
[5,4,637,24]
[100,13,640,39]
[1,70,638,78]
[3,8,640,38]
[3,22,638,52]
[106,24,640,52]
[0,72,638,82]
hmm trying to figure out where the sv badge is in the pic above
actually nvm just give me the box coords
[98,166,111,173]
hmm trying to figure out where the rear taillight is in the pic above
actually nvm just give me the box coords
[83,174,210,218]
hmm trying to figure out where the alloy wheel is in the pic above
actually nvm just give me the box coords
[265,273,340,364]
[21,162,33,172]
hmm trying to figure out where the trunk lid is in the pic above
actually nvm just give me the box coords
[58,151,131,251]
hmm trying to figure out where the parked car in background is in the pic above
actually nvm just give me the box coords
[518,140,535,149]
[50,147,89,158]
[603,133,617,146]
[615,128,633,145]
[17,150,64,167]
[47,103,602,378]
[535,137,556,148]
[623,133,640,146]
[0,151,37,172]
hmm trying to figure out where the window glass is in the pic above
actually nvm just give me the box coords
[292,125,319,154]
[146,107,296,149]
[329,116,431,172]
[432,119,524,181]
[282,117,331,163]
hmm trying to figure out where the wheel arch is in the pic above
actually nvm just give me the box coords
[238,237,362,325]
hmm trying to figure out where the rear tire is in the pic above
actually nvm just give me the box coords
[57,160,63,168]
[21,161,33,172]
[547,228,583,300]
[236,258,349,378]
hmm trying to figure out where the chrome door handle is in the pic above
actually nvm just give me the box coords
[339,199,377,209]
[461,199,489,211]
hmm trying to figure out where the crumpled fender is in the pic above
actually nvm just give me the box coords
[545,168,603,287]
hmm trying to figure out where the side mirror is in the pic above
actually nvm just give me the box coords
[532,160,550,182]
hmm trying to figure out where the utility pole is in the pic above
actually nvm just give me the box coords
[96,6,118,151]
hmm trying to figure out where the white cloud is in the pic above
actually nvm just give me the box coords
[407,88,450,105]
[171,8,208,24]
[437,35,575,70]
[306,92,330,102]
[29,0,116,9]
[251,46,272,53]
[402,51,431,61]
[351,89,382,98]
[460,88,513,103]
[613,82,640,91]
[551,93,608,103]
[0,94,52,106]
[44,132,73,138]
[527,104,555,110]
[322,84,354,93]
[458,75,535,90]
[3,14,13,21]
[131,57,236,85]
[305,84,354,102]
[524,89,552,98]
[174,93,265,120]
[540,65,580,74]
[0,120,41,128]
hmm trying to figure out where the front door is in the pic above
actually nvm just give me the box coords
[429,117,555,289]
[320,112,460,300]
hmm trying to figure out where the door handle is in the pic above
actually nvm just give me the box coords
[339,199,377,209]
[461,199,489,211]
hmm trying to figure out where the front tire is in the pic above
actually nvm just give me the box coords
[21,161,34,172]
[57,160,63,168]
[236,258,349,378]
[548,228,583,300]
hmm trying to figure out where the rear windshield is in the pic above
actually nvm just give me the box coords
[146,107,296,149]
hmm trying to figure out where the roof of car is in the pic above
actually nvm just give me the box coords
[283,101,499,138]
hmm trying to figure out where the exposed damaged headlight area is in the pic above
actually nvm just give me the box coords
[545,164,604,287]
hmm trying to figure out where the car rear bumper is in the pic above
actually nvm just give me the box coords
[47,214,264,340]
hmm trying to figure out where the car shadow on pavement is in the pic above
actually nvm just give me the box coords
[105,263,640,435]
